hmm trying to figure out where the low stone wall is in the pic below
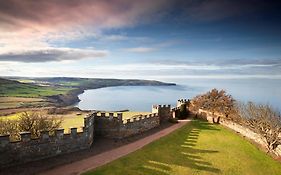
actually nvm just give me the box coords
[196,109,281,156]
[0,114,94,168]
[220,120,281,156]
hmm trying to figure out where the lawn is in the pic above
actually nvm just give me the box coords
[84,120,281,175]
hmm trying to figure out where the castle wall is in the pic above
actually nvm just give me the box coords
[94,112,160,139]
[152,105,171,123]
[119,114,160,138]
[176,99,189,108]
[0,103,173,168]
[0,114,95,168]
[94,113,123,138]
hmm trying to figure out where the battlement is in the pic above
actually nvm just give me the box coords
[94,112,123,121]
[0,115,94,144]
[0,114,95,168]
[125,113,158,124]
[176,98,190,108]
[152,104,171,109]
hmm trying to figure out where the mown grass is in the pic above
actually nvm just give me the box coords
[84,120,281,175]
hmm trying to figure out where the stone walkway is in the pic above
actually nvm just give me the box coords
[41,120,190,175]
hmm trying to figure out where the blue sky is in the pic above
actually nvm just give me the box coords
[0,0,281,79]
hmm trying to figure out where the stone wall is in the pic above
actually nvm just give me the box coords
[94,112,123,138]
[196,108,281,157]
[176,99,190,108]
[119,113,160,138]
[94,112,160,139]
[0,104,172,168]
[0,114,95,168]
[152,105,171,123]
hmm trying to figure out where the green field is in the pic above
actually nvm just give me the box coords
[85,120,281,175]
[0,83,71,98]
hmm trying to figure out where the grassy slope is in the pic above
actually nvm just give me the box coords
[0,78,71,98]
[85,120,281,175]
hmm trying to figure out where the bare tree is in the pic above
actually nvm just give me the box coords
[0,119,20,141]
[238,102,281,152]
[18,112,63,138]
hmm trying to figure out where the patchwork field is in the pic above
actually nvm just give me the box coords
[84,120,281,175]
[0,97,49,110]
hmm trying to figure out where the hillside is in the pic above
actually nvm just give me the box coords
[18,77,176,89]
[0,78,71,98]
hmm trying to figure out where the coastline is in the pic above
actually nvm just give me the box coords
[47,83,177,107]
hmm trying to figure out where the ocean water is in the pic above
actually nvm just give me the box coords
[76,78,281,112]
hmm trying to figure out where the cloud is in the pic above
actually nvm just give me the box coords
[0,0,171,59]
[123,39,182,53]
[0,48,108,63]
[0,0,170,33]
[124,47,157,53]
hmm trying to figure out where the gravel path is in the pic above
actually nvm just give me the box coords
[41,120,190,175]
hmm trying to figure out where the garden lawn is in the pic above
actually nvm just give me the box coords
[85,120,281,175]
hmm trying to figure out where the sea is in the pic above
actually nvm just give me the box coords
[76,78,281,112]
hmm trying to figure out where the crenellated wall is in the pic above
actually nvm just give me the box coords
[0,114,95,168]
[152,104,171,123]
[0,103,173,168]
[94,112,123,138]
[94,112,160,139]
[119,113,159,138]
[176,99,190,108]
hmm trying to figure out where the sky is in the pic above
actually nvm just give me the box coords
[0,0,281,79]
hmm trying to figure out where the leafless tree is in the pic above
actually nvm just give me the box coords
[18,112,63,137]
[238,102,281,152]
[0,119,20,141]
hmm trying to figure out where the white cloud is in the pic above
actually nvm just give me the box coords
[124,47,157,53]
[0,47,108,63]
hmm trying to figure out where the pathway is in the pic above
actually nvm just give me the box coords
[41,120,190,175]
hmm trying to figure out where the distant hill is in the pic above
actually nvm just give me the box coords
[0,77,176,107]
[31,77,176,89]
